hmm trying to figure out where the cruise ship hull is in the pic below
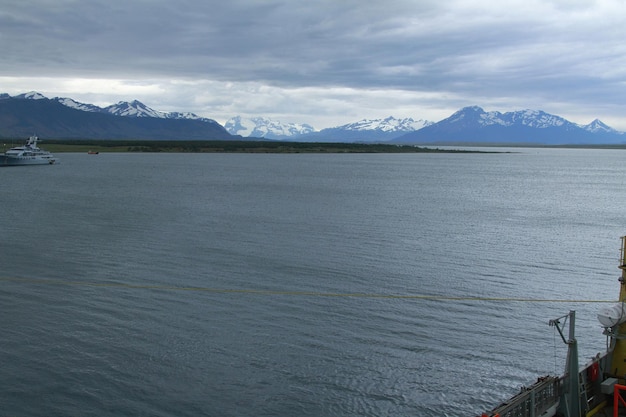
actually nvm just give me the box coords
[0,154,57,166]
[1,135,57,166]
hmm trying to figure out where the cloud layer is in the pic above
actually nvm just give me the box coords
[2,0,626,129]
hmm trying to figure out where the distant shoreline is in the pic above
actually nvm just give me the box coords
[5,139,621,154]
[31,140,488,153]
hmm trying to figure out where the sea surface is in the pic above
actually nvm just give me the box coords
[1,148,625,416]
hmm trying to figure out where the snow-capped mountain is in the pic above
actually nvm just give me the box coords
[166,111,210,121]
[291,116,433,142]
[53,97,104,113]
[440,106,577,129]
[54,95,164,117]
[503,109,572,128]
[9,92,221,126]
[0,92,232,140]
[224,115,433,142]
[102,100,220,125]
[104,100,165,118]
[394,106,624,144]
[337,116,432,132]
[3,92,624,144]
[102,100,221,126]
[224,116,315,139]
[582,118,619,134]
[14,91,47,100]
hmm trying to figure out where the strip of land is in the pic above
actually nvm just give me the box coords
[34,140,482,153]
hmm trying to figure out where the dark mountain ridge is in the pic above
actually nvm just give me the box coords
[0,96,234,140]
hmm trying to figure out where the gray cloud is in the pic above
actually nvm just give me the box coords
[2,0,626,129]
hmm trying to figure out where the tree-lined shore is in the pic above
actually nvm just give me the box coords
[25,139,479,153]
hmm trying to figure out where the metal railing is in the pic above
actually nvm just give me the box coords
[484,376,559,417]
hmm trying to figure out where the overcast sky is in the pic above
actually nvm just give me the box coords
[2,0,626,129]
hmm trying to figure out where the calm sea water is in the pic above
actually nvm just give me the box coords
[1,149,625,416]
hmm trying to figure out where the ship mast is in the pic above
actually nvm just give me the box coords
[550,311,579,417]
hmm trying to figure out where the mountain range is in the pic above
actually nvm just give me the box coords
[288,117,434,142]
[224,116,315,140]
[0,92,233,141]
[0,92,623,145]
[392,106,623,145]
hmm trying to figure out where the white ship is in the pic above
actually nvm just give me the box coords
[1,135,57,166]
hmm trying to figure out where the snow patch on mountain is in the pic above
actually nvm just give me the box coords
[336,116,432,132]
[15,91,47,100]
[167,111,203,120]
[101,100,221,125]
[224,116,255,136]
[450,106,576,129]
[53,97,103,112]
[104,100,164,118]
[505,109,570,128]
[224,116,315,139]
[582,118,619,133]
[10,92,222,126]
